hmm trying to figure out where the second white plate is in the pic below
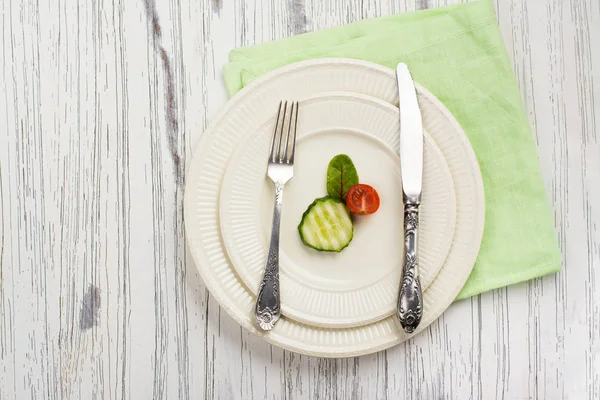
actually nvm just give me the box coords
[219,92,457,328]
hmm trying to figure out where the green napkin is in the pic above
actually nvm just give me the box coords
[222,0,562,299]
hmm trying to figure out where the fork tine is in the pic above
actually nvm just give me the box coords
[269,101,285,163]
[277,101,289,162]
[283,102,295,163]
[288,102,299,163]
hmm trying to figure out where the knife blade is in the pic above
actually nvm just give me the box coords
[396,62,423,334]
[397,63,423,201]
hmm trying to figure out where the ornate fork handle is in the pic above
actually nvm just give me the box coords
[397,203,423,333]
[254,182,284,330]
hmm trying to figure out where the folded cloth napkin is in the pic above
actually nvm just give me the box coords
[222,0,562,299]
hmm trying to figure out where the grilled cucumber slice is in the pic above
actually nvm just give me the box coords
[298,197,354,252]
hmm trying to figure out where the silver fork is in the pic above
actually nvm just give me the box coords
[254,101,299,331]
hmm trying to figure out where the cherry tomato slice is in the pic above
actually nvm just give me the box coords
[346,184,380,215]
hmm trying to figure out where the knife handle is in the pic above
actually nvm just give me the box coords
[397,203,423,333]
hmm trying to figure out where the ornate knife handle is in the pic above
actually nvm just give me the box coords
[254,183,283,331]
[397,203,423,333]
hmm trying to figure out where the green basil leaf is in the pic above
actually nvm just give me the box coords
[326,154,359,201]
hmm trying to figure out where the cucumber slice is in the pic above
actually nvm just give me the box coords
[298,197,354,252]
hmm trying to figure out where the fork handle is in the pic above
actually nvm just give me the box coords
[397,203,423,333]
[255,182,284,330]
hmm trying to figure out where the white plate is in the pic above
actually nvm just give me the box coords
[219,92,457,328]
[184,58,485,357]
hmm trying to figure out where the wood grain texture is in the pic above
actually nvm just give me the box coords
[0,0,598,399]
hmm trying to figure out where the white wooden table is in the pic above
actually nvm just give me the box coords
[1,0,598,398]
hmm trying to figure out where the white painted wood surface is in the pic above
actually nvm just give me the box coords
[1,0,598,398]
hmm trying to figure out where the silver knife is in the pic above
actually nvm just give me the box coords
[396,63,423,334]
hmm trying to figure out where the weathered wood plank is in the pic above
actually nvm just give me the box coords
[1,0,598,398]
